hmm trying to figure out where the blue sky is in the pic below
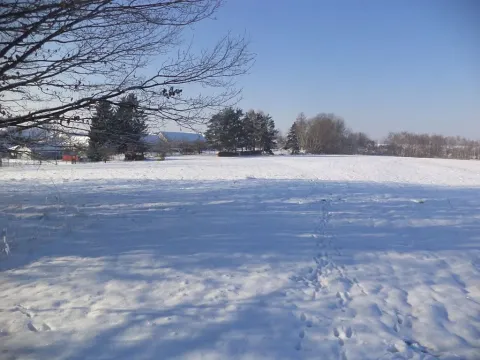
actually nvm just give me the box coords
[170,0,479,140]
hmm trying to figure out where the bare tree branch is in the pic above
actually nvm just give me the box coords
[0,0,253,132]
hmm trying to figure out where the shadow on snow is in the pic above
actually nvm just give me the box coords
[1,178,479,358]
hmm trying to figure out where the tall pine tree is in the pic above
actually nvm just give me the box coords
[241,110,258,151]
[204,112,223,150]
[114,94,148,159]
[261,114,278,153]
[88,100,115,161]
[285,123,300,154]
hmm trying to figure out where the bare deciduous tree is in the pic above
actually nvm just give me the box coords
[296,113,347,154]
[0,0,253,134]
[294,112,307,151]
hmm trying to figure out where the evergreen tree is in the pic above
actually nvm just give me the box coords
[224,108,244,151]
[88,100,115,161]
[241,110,259,151]
[285,123,300,154]
[254,112,277,153]
[114,94,148,158]
[262,114,278,153]
[205,107,243,151]
[204,112,223,150]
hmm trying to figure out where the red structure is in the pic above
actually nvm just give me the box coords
[62,154,78,162]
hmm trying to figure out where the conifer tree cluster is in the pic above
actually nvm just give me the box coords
[88,94,148,161]
[205,108,278,153]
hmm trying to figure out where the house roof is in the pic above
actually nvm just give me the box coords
[159,131,205,143]
[142,134,161,145]
[143,132,205,145]
[8,145,32,152]
[9,127,47,140]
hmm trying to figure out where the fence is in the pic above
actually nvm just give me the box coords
[0,158,45,167]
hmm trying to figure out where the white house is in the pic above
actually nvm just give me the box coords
[8,145,32,160]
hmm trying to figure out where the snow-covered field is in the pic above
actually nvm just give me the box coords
[1,155,480,360]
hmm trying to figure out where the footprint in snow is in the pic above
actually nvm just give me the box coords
[300,313,307,322]
[394,313,412,333]
[403,339,436,356]
[334,327,344,346]
[333,326,354,346]
[394,322,400,333]
[27,321,51,332]
[294,313,313,350]
[336,291,351,307]
[27,322,38,332]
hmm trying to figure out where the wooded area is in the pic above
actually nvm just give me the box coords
[205,108,277,154]
[282,113,480,160]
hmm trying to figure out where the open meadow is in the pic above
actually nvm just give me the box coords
[1,155,480,360]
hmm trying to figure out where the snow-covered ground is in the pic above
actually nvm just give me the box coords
[1,155,479,360]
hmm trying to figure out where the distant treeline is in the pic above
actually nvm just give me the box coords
[382,132,480,160]
[283,113,480,160]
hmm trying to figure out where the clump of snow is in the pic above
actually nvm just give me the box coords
[0,155,479,359]
[1,228,9,256]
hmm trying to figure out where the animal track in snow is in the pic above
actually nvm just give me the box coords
[393,322,400,333]
[336,291,351,307]
[345,326,353,338]
[294,313,308,351]
[27,320,51,332]
[27,322,38,332]
[15,305,31,318]
[387,344,400,353]
[292,196,359,355]
[393,312,412,334]
[333,327,346,347]
[300,312,306,322]
[15,305,52,333]
[294,312,314,351]
[333,326,354,345]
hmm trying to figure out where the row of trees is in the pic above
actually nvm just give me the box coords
[205,108,278,153]
[384,132,480,160]
[283,113,375,155]
[281,112,479,160]
[88,94,147,161]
